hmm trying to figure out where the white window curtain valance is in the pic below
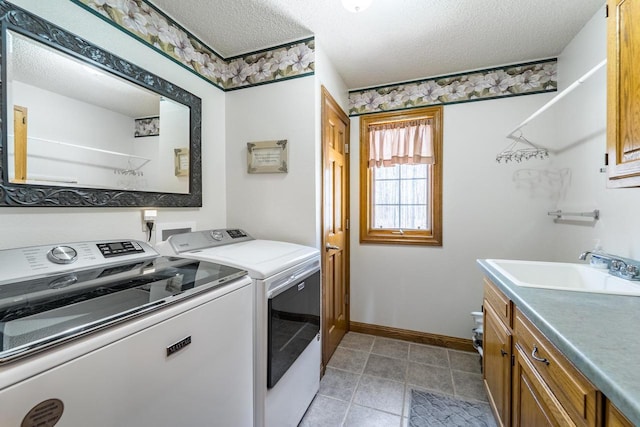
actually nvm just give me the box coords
[368,119,434,168]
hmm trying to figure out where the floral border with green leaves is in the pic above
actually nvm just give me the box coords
[349,59,557,116]
[70,0,315,91]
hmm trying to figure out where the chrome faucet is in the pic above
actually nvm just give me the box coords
[578,251,591,261]
[579,250,640,280]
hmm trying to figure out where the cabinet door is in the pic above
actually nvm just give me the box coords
[607,0,640,187]
[605,400,634,427]
[512,344,576,427]
[484,302,512,427]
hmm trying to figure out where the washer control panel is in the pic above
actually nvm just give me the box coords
[0,240,157,285]
[96,241,145,258]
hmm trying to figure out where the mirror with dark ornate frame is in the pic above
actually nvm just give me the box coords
[0,1,202,207]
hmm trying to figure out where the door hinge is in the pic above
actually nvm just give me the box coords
[511,355,515,366]
[345,143,349,154]
[346,218,350,230]
[604,153,609,166]
[22,117,26,124]
[605,4,609,18]
[345,294,349,305]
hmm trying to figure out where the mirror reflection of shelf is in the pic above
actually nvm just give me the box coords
[10,134,152,172]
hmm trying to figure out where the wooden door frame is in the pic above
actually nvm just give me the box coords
[320,86,350,371]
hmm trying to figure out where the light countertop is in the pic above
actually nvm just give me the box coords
[477,259,640,426]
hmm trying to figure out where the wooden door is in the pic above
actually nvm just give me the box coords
[607,0,640,187]
[13,106,28,183]
[483,302,512,427]
[321,86,350,368]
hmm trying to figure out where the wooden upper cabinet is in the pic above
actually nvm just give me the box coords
[607,0,640,187]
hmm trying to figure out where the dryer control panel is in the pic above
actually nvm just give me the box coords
[161,229,254,254]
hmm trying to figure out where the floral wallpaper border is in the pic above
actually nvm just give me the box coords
[70,0,315,91]
[349,59,557,116]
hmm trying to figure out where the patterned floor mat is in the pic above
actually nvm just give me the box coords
[409,389,496,427]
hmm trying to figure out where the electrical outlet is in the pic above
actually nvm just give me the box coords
[142,209,157,232]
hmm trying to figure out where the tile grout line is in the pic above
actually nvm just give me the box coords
[447,349,459,398]
[338,337,374,426]
[402,345,411,425]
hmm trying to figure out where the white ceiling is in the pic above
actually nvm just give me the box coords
[10,31,160,118]
[150,0,605,89]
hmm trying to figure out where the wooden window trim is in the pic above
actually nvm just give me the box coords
[359,106,443,246]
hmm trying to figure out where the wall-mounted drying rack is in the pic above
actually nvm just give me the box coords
[547,209,600,220]
[497,59,607,164]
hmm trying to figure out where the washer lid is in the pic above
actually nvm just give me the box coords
[184,240,319,279]
[0,257,248,364]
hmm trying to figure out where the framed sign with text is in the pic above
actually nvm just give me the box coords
[247,140,288,173]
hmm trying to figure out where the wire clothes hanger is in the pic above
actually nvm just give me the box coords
[495,131,549,163]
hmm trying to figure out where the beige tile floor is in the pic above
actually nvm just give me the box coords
[299,332,495,427]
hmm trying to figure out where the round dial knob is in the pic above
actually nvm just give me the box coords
[47,246,78,264]
[210,231,224,241]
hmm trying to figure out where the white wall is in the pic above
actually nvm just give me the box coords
[314,42,349,110]
[156,99,190,194]
[349,92,559,339]
[11,81,138,189]
[225,77,318,247]
[314,41,350,245]
[546,6,640,261]
[0,0,226,249]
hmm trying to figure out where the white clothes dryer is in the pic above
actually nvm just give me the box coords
[157,229,321,427]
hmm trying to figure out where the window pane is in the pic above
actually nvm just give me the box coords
[400,163,428,178]
[374,205,398,228]
[400,179,427,205]
[400,205,428,230]
[374,180,399,204]
[374,165,399,179]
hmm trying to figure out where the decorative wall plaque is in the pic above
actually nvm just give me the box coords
[247,140,288,173]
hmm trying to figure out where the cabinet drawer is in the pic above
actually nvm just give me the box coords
[512,343,576,427]
[514,310,598,427]
[484,278,512,328]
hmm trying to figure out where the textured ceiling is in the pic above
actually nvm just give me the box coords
[10,32,159,118]
[150,0,605,89]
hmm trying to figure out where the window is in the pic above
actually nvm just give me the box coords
[359,106,442,245]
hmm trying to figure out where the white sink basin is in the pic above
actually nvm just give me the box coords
[486,259,640,296]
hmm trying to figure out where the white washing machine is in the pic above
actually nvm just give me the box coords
[157,229,321,427]
[0,239,253,427]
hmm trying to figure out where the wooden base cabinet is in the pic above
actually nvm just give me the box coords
[482,277,618,427]
[605,400,633,427]
[484,302,512,427]
[512,343,575,427]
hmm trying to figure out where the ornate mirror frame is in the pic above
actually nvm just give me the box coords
[0,1,202,207]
